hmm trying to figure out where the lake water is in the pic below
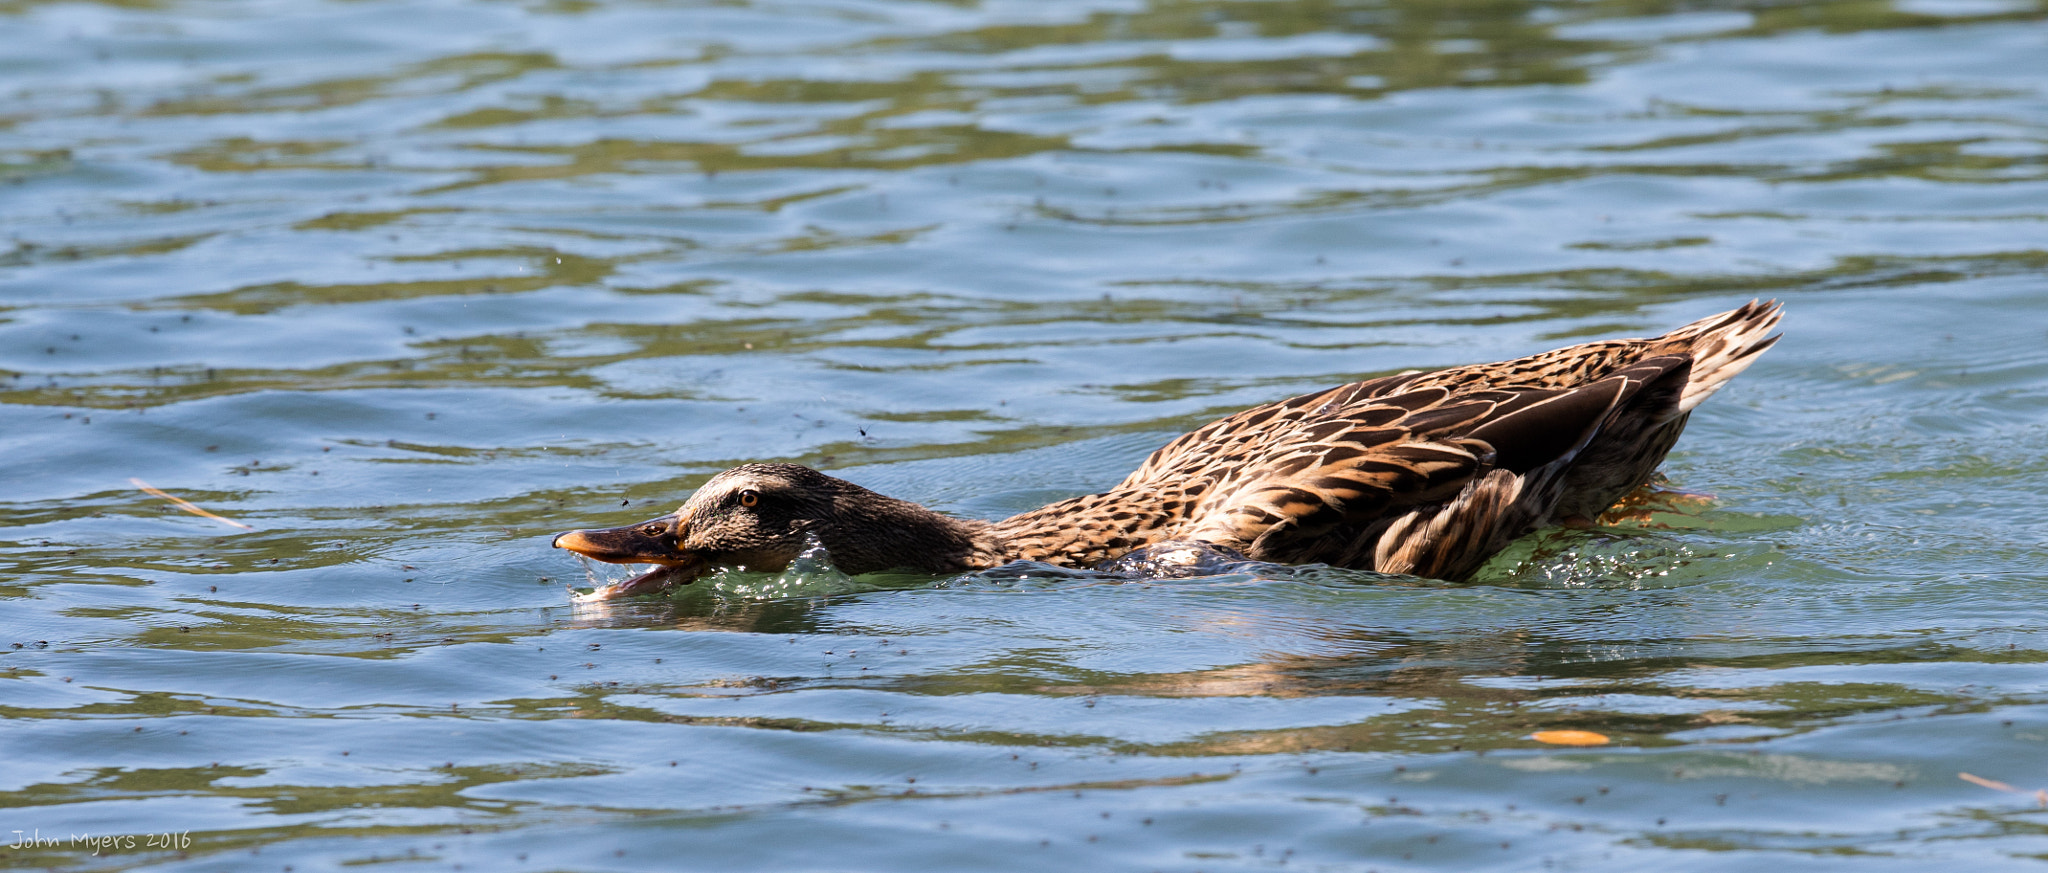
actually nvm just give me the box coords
[5,0,2048,869]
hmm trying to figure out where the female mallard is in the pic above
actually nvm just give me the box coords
[556,300,1782,600]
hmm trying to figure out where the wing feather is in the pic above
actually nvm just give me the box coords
[1043,299,1786,578]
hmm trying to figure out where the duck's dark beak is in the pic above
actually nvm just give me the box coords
[553,514,707,601]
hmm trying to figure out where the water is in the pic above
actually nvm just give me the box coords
[5,0,2048,869]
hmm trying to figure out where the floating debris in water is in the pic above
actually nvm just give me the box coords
[1959,772,2048,807]
[1530,730,1610,746]
[131,478,253,530]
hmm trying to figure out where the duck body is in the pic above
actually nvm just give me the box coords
[555,301,1782,599]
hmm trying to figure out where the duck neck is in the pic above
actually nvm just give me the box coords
[821,488,1007,575]
[991,486,1190,569]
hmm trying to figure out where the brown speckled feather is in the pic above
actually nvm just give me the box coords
[994,300,1783,579]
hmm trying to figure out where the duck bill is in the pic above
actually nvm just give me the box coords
[553,515,707,601]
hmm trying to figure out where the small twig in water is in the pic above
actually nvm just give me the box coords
[131,478,254,530]
[1959,772,2048,808]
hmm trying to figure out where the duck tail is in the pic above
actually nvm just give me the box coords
[1666,299,1783,413]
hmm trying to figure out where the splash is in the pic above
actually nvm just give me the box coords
[570,535,866,602]
[700,535,864,599]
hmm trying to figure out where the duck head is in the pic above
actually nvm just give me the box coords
[552,462,997,600]
[552,463,840,600]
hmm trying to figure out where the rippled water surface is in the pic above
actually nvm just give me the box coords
[6,0,2048,869]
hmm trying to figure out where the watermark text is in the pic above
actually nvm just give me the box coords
[9,829,192,855]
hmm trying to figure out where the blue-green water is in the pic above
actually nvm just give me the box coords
[5,0,2048,869]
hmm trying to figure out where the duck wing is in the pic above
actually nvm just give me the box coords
[1170,356,1694,579]
[1006,301,1781,579]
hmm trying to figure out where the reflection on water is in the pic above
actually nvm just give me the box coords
[6,0,2048,869]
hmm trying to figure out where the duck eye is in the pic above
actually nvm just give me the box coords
[738,489,760,508]
[641,524,664,537]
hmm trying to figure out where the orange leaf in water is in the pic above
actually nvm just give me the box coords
[1530,730,1609,746]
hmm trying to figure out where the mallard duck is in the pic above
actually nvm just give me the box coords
[555,300,1782,599]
